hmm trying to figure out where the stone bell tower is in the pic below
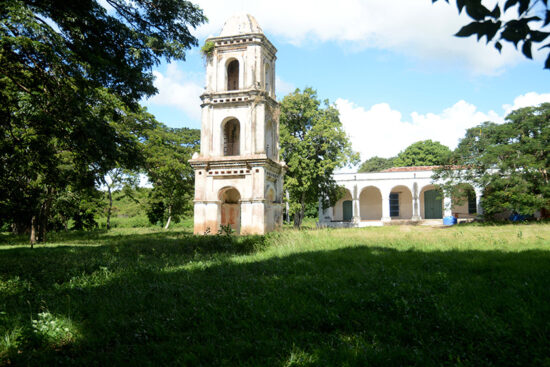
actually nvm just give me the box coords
[189,14,285,235]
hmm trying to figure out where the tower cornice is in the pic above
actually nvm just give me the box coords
[200,89,278,108]
[206,33,277,58]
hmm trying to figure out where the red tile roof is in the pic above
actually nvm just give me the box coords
[381,166,441,172]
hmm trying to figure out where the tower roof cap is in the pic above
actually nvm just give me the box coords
[220,14,263,36]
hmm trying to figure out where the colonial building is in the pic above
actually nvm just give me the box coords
[189,14,285,235]
[319,167,484,227]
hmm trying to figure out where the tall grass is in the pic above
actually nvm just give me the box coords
[1,223,549,366]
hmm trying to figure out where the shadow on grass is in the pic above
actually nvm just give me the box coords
[0,227,195,247]
[1,239,550,366]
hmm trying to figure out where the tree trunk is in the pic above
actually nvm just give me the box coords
[30,215,37,249]
[293,197,306,229]
[164,205,172,229]
[107,186,112,230]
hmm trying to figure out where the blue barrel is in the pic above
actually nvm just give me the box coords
[443,216,457,226]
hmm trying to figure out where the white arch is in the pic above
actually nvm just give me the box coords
[388,185,413,219]
[359,186,382,220]
[419,184,443,219]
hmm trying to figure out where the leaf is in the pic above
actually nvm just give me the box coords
[456,21,483,37]
[518,0,530,15]
[504,0,519,12]
[490,4,501,19]
[495,41,503,52]
[457,0,467,13]
[484,20,502,42]
[501,19,531,47]
[545,53,550,69]
[465,2,492,20]
[545,10,550,27]
[522,40,533,59]
[529,30,550,43]
[455,20,501,42]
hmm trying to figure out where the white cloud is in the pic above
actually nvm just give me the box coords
[193,0,526,75]
[145,63,203,121]
[335,91,550,164]
[503,92,550,115]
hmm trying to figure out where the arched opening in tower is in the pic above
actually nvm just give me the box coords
[223,119,240,156]
[219,187,241,234]
[227,60,239,90]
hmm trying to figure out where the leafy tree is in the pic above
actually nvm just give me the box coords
[434,0,550,69]
[280,88,359,228]
[393,140,451,167]
[49,185,104,231]
[0,0,205,245]
[102,169,140,230]
[358,156,396,172]
[143,125,200,229]
[434,103,550,219]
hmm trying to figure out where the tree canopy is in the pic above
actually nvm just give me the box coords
[434,0,550,69]
[393,140,451,167]
[434,103,550,219]
[358,156,396,173]
[0,0,205,244]
[143,125,200,229]
[280,88,359,228]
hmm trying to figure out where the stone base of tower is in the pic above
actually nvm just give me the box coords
[193,201,284,235]
[190,156,285,236]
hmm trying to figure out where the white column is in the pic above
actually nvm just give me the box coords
[381,190,391,222]
[475,187,483,217]
[352,185,361,223]
[352,198,360,223]
[411,182,420,221]
[443,195,452,218]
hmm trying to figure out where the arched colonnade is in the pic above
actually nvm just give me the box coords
[322,171,483,225]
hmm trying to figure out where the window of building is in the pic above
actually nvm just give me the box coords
[390,193,399,217]
[227,60,239,90]
[223,119,240,156]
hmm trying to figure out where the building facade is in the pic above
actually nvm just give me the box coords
[319,167,484,227]
[189,14,285,235]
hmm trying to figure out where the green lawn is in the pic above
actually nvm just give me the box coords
[1,223,550,366]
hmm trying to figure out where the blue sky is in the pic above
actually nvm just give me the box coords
[141,0,550,165]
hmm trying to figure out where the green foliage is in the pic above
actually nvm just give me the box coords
[358,156,396,172]
[434,103,550,219]
[218,224,234,236]
[435,0,550,69]
[393,139,451,167]
[0,224,550,365]
[280,88,359,227]
[145,199,167,226]
[0,0,205,243]
[143,125,200,228]
[201,41,215,57]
